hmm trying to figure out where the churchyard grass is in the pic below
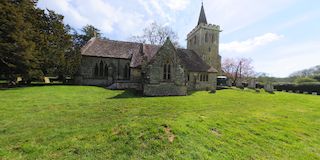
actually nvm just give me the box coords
[0,86,319,159]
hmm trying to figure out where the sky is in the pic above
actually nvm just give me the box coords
[37,0,320,77]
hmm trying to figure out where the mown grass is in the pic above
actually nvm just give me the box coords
[0,86,319,159]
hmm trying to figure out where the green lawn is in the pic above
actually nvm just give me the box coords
[0,86,319,159]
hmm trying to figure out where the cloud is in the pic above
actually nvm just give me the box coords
[255,41,320,77]
[163,0,190,11]
[220,33,284,53]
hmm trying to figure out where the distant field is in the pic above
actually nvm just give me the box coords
[0,86,319,159]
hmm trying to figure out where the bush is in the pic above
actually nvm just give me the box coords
[274,83,320,94]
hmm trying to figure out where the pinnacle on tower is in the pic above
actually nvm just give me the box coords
[198,2,207,25]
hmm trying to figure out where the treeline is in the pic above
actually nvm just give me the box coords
[0,0,102,84]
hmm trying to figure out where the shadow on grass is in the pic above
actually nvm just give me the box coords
[110,89,144,99]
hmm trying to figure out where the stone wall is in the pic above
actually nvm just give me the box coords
[187,24,221,74]
[76,56,131,86]
[187,72,217,91]
[142,39,187,96]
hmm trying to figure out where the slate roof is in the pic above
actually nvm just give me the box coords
[177,49,217,73]
[198,3,208,25]
[81,38,217,73]
[81,38,141,59]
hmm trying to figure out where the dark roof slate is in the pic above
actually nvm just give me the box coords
[177,49,217,73]
[198,3,208,25]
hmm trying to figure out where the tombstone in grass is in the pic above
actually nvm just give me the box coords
[236,80,244,89]
[264,82,274,93]
[226,79,232,87]
[248,79,256,89]
[44,77,50,84]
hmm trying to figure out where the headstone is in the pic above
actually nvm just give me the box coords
[236,80,243,88]
[264,83,274,93]
[226,79,232,87]
[248,79,256,89]
[44,77,50,84]
[312,92,318,95]
[16,77,22,83]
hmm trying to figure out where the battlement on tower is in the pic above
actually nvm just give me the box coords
[187,23,221,38]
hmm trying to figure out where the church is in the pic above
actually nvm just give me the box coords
[75,4,222,96]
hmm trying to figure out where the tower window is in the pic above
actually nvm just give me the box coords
[194,36,197,45]
[209,47,211,52]
[212,34,215,43]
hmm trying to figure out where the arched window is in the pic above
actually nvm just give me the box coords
[194,36,197,45]
[99,61,104,77]
[205,32,208,43]
[163,61,171,80]
[123,63,130,80]
[94,63,99,77]
[104,64,108,78]
[212,34,215,43]
[206,74,209,81]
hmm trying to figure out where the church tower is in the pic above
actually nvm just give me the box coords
[187,3,222,74]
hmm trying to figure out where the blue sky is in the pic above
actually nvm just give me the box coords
[37,0,320,77]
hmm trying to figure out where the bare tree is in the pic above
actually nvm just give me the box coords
[129,22,180,47]
[222,57,255,85]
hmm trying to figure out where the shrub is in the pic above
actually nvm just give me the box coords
[274,83,320,94]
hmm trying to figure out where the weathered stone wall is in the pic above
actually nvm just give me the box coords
[187,72,217,91]
[187,24,222,74]
[76,56,131,86]
[142,39,187,96]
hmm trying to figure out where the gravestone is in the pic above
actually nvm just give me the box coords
[236,80,243,88]
[44,77,50,84]
[312,92,318,95]
[226,79,232,87]
[264,83,274,93]
[248,79,256,89]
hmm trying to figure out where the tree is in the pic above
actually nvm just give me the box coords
[0,0,40,83]
[222,57,255,85]
[130,22,180,47]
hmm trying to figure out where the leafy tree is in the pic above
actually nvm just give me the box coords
[0,0,41,83]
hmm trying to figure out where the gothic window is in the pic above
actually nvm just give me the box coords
[123,63,130,80]
[94,63,99,77]
[205,32,208,43]
[187,74,190,81]
[200,74,202,81]
[163,61,171,80]
[99,61,104,77]
[212,34,215,43]
[194,36,197,45]
[104,64,108,78]
[209,47,211,52]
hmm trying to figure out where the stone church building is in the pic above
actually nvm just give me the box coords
[75,4,222,96]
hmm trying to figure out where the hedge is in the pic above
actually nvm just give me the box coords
[274,83,320,94]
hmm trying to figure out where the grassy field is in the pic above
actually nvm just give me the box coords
[0,86,319,159]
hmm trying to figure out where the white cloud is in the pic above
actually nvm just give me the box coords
[255,41,320,77]
[220,33,284,53]
[163,0,190,11]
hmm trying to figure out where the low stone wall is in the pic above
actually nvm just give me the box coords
[143,83,187,96]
